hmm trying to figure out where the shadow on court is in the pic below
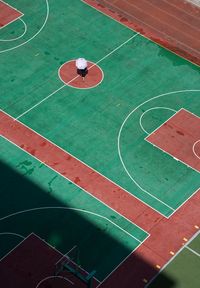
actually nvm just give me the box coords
[0,160,176,287]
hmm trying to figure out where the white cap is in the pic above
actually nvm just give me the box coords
[76,58,87,69]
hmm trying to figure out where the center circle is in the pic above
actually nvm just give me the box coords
[58,60,104,89]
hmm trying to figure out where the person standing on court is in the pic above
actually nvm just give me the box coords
[76,58,88,81]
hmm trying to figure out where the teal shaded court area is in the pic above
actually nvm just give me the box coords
[0,137,148,281]
[0,1,200,218]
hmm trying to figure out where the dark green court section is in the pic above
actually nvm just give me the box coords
[188,232,200,255]
[1,0,200,217]
[148,232,200,288]
[0,137,148,280]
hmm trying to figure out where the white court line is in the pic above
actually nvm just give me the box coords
[1,0,23,14]
[146,139,200,175]
[145,230,200,287]
[81,0,200,55]
[124,0,200,33]
[139,106,177,135]
[193,139,200,159]
[0,15,24,31]
[15,32,139,120]
[35,276,74,288]
[0,18,27,41]
[2,90,200,218]
[55,245,77,266]
[187,0,200,8]
[118,90,200,217]
[0,233,30,262]
[33,233,100,283]
[145,107,200,174]
[58,60,104,90]
[185,245,200,257]
[144,108,183,138]
[0,0,49,53]
[0,232,25,239]
[81,0,200,67]
[97,228,148,288]
[0,207,146,243]
[0,207,149,283]
[36,276,74,287]
[3,5,199,218]
[0,109,152,230]
[15,84,66,120]
[0,0,24,30]
[162,0,200,19]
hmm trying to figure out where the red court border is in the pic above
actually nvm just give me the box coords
[0,1,23,29]
[82,0,200,67]
[1,109,200,287]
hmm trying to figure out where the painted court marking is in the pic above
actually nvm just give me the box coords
[0,232,95,286]
[58,60,104,89]
[0,207,147,244]
[33,233,100,284]
[145,230,200,287]
[3,109,200,285]
[0,207,148,284]
[14,33,139,120]
[139,106,177,135]
[0,18,27,41]
[1,90,200,219]
[146,108,200,173]
[0,232,29,262]
[0,108,154,228]
[193,139,200,159]
[0,0,24,29]
[185,245,200,257]
[0,232,25,239]
[118,90,200,215]
[0,0,49,53]
[55,245,77,266]
[36,276,74,287]
[0,2,199,286]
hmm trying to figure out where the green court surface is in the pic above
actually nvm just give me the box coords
[0,137,148,280]
[1,0,200,217]
[148,232,200,288]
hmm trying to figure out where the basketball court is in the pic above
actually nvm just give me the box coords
[0,0,200,287]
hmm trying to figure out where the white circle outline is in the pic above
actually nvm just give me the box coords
[0,206,139,241]
[139,106,177,134]
[0,232,25,239]
[58,59,104,90]
[0,19,27,42]
[36,275,74,288]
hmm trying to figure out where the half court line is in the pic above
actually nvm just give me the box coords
[15,33,139,120]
